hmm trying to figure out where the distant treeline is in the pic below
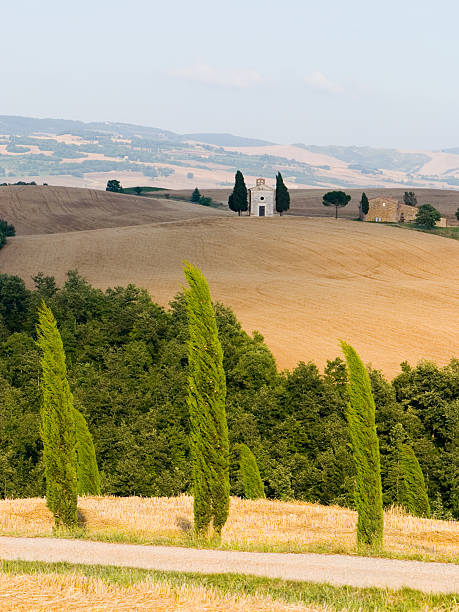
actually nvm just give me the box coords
[0,271,456,518]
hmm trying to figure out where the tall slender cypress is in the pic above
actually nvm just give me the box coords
[228,170,248,216]
[184,262,229,535]
[387,424,430,517]
[237,443,265,499]
[341,341,383,549]
[36,302,78,528]
[74,408,101,496]
[360,192,369,220]
[275,172,290,216]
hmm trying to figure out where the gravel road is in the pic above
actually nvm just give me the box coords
[1,537,458,594]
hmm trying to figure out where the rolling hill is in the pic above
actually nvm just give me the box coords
[0,185,227,235]
[1,197,458,376]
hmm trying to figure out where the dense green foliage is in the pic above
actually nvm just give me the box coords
[235,443,265,499]
[341,342,383,549]
[0,218,15,249]
[275,172,290,215]
[456,207,459,221]
[415,204,441,228]
[228,170,248,216]
[36,302,78,528]
[74,408,101,496]
[0,271,457,519]
[385,424,430,517]
[322,191,351,219]
[184,263,229,534]
[360,192,369,219]
[106,179,123,193]
[403,191,417,207]
[191,188,201,203]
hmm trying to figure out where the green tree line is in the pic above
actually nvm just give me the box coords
[0,271,456,519]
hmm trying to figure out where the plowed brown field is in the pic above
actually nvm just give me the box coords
[0,185,227,235]
[2,214,458,376]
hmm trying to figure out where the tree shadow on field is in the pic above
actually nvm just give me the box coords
[176,515,192,533]
[77,509,88,528]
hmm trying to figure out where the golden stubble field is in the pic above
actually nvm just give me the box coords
[0,496,457,562]
[2,214,458,377]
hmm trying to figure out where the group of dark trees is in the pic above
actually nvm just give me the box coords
[106,179,123,193]
[228,171,290,215]
[0,219,15,249]
[0,271,456,521]
[190,188,213,207]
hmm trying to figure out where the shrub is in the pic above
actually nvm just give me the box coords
[74,408,101,496]
[236,443,265,499]
[415,204,441,229]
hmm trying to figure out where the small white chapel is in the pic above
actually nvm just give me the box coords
[248,178,275,216]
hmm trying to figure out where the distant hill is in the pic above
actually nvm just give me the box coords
[3,115,459,191]
[185,133,275,147]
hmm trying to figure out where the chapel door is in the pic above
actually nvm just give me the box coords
[259,205,265,216]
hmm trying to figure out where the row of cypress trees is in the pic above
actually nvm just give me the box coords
[35,266,429,547]
[184,265,429,547]
[37,302,100,529]
[228,171,290,215]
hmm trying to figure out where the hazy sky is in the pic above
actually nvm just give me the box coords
[2,0,459,149]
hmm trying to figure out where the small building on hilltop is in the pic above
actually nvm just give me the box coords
[365,196,418,223]
[249,178,275,216]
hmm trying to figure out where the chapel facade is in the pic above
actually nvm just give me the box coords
[248,178,275,216]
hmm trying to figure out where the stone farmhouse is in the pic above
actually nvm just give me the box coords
[249,178,275,216]
[365,196,418,223]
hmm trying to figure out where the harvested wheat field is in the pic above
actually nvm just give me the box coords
[2,215,458,376]
[0,571,309,612]
[0,185,227,235]
[0,496,457,562]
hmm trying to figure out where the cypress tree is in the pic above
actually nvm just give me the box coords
[360,192,369,220]
[228,170,248,216]
[36,302,78,528]
[191,187,201,203]
[341,341,383,550]
[184,262,230,535]
[275,172,290,216]
[387,424,430,517]
[237,443,265,499]
[74,408,101,496]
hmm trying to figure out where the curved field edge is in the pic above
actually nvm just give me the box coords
[2,216,458,377]
[1,496,457,564]
[1,560,457,612]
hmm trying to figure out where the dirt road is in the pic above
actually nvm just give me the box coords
[1,537,458,594]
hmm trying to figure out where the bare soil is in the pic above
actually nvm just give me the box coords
[0,185,227,235]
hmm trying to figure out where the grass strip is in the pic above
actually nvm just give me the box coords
[1,559,457,611]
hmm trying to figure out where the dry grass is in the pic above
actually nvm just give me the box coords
[0,570,312,611]
[3,215,458,376]
[0,496,457,563]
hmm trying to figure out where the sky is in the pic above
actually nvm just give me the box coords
[2,0,459,149]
